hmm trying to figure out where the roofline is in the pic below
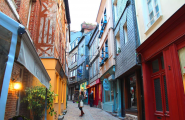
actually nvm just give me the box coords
[88,25,99,47]
[64,0,71,24]
[96,0,102,22]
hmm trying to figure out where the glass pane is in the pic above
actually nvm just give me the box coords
[0,25,12,96]
[154,0,158,5]
[130,75,137,109]
[105,90,110,102]
[111,82,114,102]
[154,78,163,111]
[155,5,159,13]
[152,59,159,73]
[178,47,185,93]
[161,56,164,69]
[147,0,153,13]
[163,76,169,111]
[149,11,154,24]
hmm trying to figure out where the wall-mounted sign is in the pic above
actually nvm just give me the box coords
[103,79,110,91]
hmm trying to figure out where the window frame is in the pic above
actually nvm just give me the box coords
[146,0,160,27]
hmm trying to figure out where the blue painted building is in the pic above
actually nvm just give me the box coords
[77,31,94,104]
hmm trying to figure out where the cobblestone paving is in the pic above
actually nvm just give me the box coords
[64,101,120,120]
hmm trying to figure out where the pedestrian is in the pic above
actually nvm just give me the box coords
[89,91,93,107]
[78,91,85,117]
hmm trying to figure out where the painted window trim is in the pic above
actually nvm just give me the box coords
[141,0,162,32]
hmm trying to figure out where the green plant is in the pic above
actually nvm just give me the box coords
[9,115,30,120]
[22,84,57,119]
[117,47,121,54]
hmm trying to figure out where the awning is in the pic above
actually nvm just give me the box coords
[17,32,50,89]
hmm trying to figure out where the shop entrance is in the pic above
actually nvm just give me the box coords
[150,56,169,120]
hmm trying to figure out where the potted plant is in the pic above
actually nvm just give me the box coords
[117,47,121,55]
[22,84,57,120]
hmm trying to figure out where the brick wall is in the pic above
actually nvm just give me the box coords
[4,62,35,120]
[112,0,140,78]
[18,0,30,27]
[0,0,17,21]
[28,0,41,42]
[4,62,23,120]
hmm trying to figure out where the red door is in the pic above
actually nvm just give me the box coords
[151,56,170,120]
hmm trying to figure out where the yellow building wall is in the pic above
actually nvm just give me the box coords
[135,0,185,44]
[41,58,67,120]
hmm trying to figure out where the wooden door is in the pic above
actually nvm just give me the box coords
[151,56,170,120]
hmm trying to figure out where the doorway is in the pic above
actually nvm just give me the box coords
[151,56,169,120]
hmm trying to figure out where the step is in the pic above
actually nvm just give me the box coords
[63,110,67,115]
[58,115,64,120]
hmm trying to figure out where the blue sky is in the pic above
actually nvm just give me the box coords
[68,0,101,31]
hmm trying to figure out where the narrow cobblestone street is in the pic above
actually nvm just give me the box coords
[64,101,120,120]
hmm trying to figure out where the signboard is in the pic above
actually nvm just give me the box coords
[103,79,110,91]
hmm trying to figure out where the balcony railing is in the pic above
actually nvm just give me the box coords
[98,15,107,38]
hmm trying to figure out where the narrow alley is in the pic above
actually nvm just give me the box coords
[64,101,120,120]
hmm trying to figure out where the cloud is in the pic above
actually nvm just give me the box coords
[68,0,101,31]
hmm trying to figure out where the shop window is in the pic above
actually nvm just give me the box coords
[99,84,101,99]
[178,47,185,93]
[123,22,128,44]
[129,75,137,109]
[0,25,12,96]
[105,90,110,102]
[111,83,114,102]
[116,31,121,54]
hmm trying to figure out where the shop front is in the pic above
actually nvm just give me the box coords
[87,79,102,108]
[80,82,88,104]
[136,5,185,120]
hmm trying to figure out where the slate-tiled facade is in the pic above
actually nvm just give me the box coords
[112,0,140,79]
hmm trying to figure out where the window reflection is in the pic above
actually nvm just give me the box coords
[178,47,185,93]
[0,25,12,96]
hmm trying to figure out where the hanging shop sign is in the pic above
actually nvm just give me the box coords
[103,78,110,91]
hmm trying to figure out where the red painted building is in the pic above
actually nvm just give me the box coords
[87,79,102,107]
[136,5,185,120]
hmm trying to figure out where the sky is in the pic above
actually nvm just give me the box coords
[68,0,101,31]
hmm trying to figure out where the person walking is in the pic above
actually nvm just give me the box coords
[89,91,94,107]
[78,91,85,117]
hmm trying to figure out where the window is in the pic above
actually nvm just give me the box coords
[178,47,185,93]
[71,43,74,49]
[101,47,104,61]
[146,0,160,27]
[69,44,71,51]
[123,22,128,44]
[93,62,96,76]
[0,25,12,96]
[89,66,92,78]
[113,0,118,21]
[73,70,75,76]
[72,54,76,63]
[76,39,78,46]
[104,40,108,59]
[116,31,121,54]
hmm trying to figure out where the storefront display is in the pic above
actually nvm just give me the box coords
[178,47,185,93]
